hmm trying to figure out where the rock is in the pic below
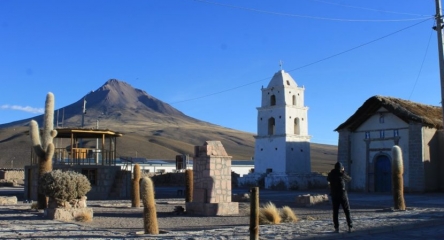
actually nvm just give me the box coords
[296,194,328,207]
[232,193,250,202]
[0,196,17,205]
[45,207,94,221]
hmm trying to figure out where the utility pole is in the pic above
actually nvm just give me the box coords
[81,97,87,128]
[96,119,99,164]
[80,97,86,148]
[435,0,444,123]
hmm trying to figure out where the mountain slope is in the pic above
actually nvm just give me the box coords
[0,79,337,172]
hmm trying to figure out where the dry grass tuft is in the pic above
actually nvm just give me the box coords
[306,216,317,221]
[280,206,298,223]
[30,202,38,210]
[75,212,93,222]
[259,202,281,224]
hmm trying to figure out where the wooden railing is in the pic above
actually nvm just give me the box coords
[31,147,117,166]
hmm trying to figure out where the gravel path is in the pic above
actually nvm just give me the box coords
[2,191,444,239]
[76,199,333,233]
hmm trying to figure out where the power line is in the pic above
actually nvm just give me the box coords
[194,0,433,22]
[286,17,433,73]
[312,0,430,17]
[170,75,272,104]
[171,17,433,105]
[408,24,434,100]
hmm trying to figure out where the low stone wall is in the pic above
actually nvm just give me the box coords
[237,173,266,188]
[238,172,328,190]
[295,194,329,207]
[266,173,328,190]
[149,172,185,187]
[24,165,126,201]
[0,169,24,180]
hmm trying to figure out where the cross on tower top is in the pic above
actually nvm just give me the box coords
[279,60,283,70]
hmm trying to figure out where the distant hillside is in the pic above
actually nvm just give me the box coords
[0,79,337,172]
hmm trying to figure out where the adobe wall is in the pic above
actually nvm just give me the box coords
[24,165,128,201]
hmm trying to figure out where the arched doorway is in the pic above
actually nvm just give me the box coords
[374,155,391,192]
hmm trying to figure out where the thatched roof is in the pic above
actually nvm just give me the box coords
[335,95,443,131]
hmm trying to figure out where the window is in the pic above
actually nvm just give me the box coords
[380,130,385,139]
[82,169,97,185]
[379,115,384,123]
[365,132,370,139]
[286,80,290,85]
[394,129,399,137]
[294,118,300,135]
[292,95,296,105]
[270,95,276,106]
[268,118,275,135]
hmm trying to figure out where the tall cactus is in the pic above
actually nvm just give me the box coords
[185,169,193,202]
[132,164,141,207]
[141,177,159,234]
[391,145,406,210]
[30,92,57,209]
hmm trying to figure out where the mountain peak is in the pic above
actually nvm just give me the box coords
[0,79,199,129]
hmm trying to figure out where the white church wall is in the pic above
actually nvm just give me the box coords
[348,110,411,191]
[349,132,366,190]
[254,137,287,173]
[256,109,278,135]
[421,127,439,191]
[285,108,309,135]
[285,139,311,173]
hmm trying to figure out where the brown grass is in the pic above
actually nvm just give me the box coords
[30,202,38,210]
[306,216,317,221]
[75,212,93,222]
[259,202,281,224]
[280,206,298,223]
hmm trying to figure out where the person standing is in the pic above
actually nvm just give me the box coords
[327,162,352,233]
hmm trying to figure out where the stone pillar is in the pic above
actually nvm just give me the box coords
[186,141,239,215]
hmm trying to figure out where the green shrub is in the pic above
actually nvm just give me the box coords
[39,170,91,202]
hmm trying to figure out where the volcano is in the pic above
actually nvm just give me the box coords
[0,79,337,171]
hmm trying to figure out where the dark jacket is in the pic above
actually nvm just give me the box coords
[327,162,351,197]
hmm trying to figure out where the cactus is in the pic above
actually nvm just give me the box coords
[140,177,159,234]
[30,92,57,209]
[391,145,406,210]
[185,169,193,202]
[249,187,259,240]
[132,164,141,207]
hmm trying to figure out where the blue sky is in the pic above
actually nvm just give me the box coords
[0,0,441,145]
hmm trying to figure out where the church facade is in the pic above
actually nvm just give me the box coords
[239,70,326,190]
[335,95,444,192]
[254,70,311,174]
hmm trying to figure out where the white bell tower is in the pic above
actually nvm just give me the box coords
[253,69,311,174]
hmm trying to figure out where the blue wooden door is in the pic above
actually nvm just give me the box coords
[375,155,391,192]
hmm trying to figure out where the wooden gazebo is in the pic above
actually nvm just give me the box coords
[26,128,129,200]
[30,128,123,166]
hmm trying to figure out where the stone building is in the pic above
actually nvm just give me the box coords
[335,95,444,192]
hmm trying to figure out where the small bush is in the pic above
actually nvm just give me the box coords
[39,170,91,202]
[259,202,281,224]
[75,212,93,222]
[280,206,298,223]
